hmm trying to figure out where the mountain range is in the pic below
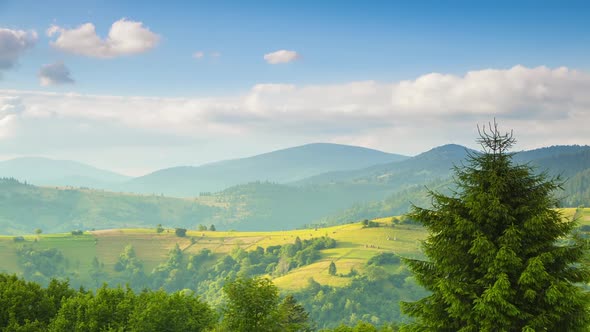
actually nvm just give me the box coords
[0,143,588,234]
[119,143,408,196]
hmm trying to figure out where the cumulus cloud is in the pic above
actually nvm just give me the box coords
[38,62,75,86]
[0,65,588,165]
[0,28,37,74]
[263,50,299,64]
[390,65,588,120]
[47,19,159,58]
[192,51,204,59]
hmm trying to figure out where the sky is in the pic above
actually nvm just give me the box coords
[0,0,589,175]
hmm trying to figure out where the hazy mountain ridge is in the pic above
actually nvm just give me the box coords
[520,147,590,178]
[296,144,473,187]
[120,143,408,197]
[0,157,131,189]
[0,144,588,234]
[323,145,590,224]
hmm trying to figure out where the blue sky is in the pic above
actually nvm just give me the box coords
[0,1,589,174]
[3,0,589,95]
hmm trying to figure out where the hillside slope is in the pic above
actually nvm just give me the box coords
[318,145,590,224]
[0,178,221,235]
[296,144,472,187]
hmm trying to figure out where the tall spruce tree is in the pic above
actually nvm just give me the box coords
[402,123,590,331]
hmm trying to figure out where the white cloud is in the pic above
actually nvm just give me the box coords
[263,50,299,64]
[47,19,160,58]
[0,28,37,73]
[0,96,23,138]
[390,65,588,120]
[192,51,220,60]
[38,62,75,86]
[0,65,588,168]
[0,96,23,116]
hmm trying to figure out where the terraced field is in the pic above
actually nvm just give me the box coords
[1,207,588,291]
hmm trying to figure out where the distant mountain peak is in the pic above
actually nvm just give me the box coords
[122,143,409,196]
[427,143,469,152]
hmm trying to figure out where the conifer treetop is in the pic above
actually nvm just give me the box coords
[476,120,515,156]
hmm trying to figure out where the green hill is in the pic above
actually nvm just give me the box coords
[0,178,221,235]
[0,217,415,285]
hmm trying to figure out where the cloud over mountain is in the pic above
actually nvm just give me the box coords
[0,65,588,165]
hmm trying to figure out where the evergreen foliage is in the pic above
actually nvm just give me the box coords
[402,123,590,331]
[278,294,312,332]
[328,262,337,276]
[175,228,187,237]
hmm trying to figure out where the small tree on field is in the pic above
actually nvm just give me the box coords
[328,261,337,276]
[401,122,590,331]
[175,228,187,237]
[34,228,42,235]
[209,224,216,231]
[156,224,164,233]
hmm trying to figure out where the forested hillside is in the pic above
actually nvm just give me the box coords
[0,178,221,235]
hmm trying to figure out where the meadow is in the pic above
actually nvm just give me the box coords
[1,207,587,291]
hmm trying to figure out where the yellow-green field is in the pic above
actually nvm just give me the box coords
[1,208,588,291]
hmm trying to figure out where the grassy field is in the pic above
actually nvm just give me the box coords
[1,208,588,290]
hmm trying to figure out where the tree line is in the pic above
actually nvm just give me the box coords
[0,272,405,332]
